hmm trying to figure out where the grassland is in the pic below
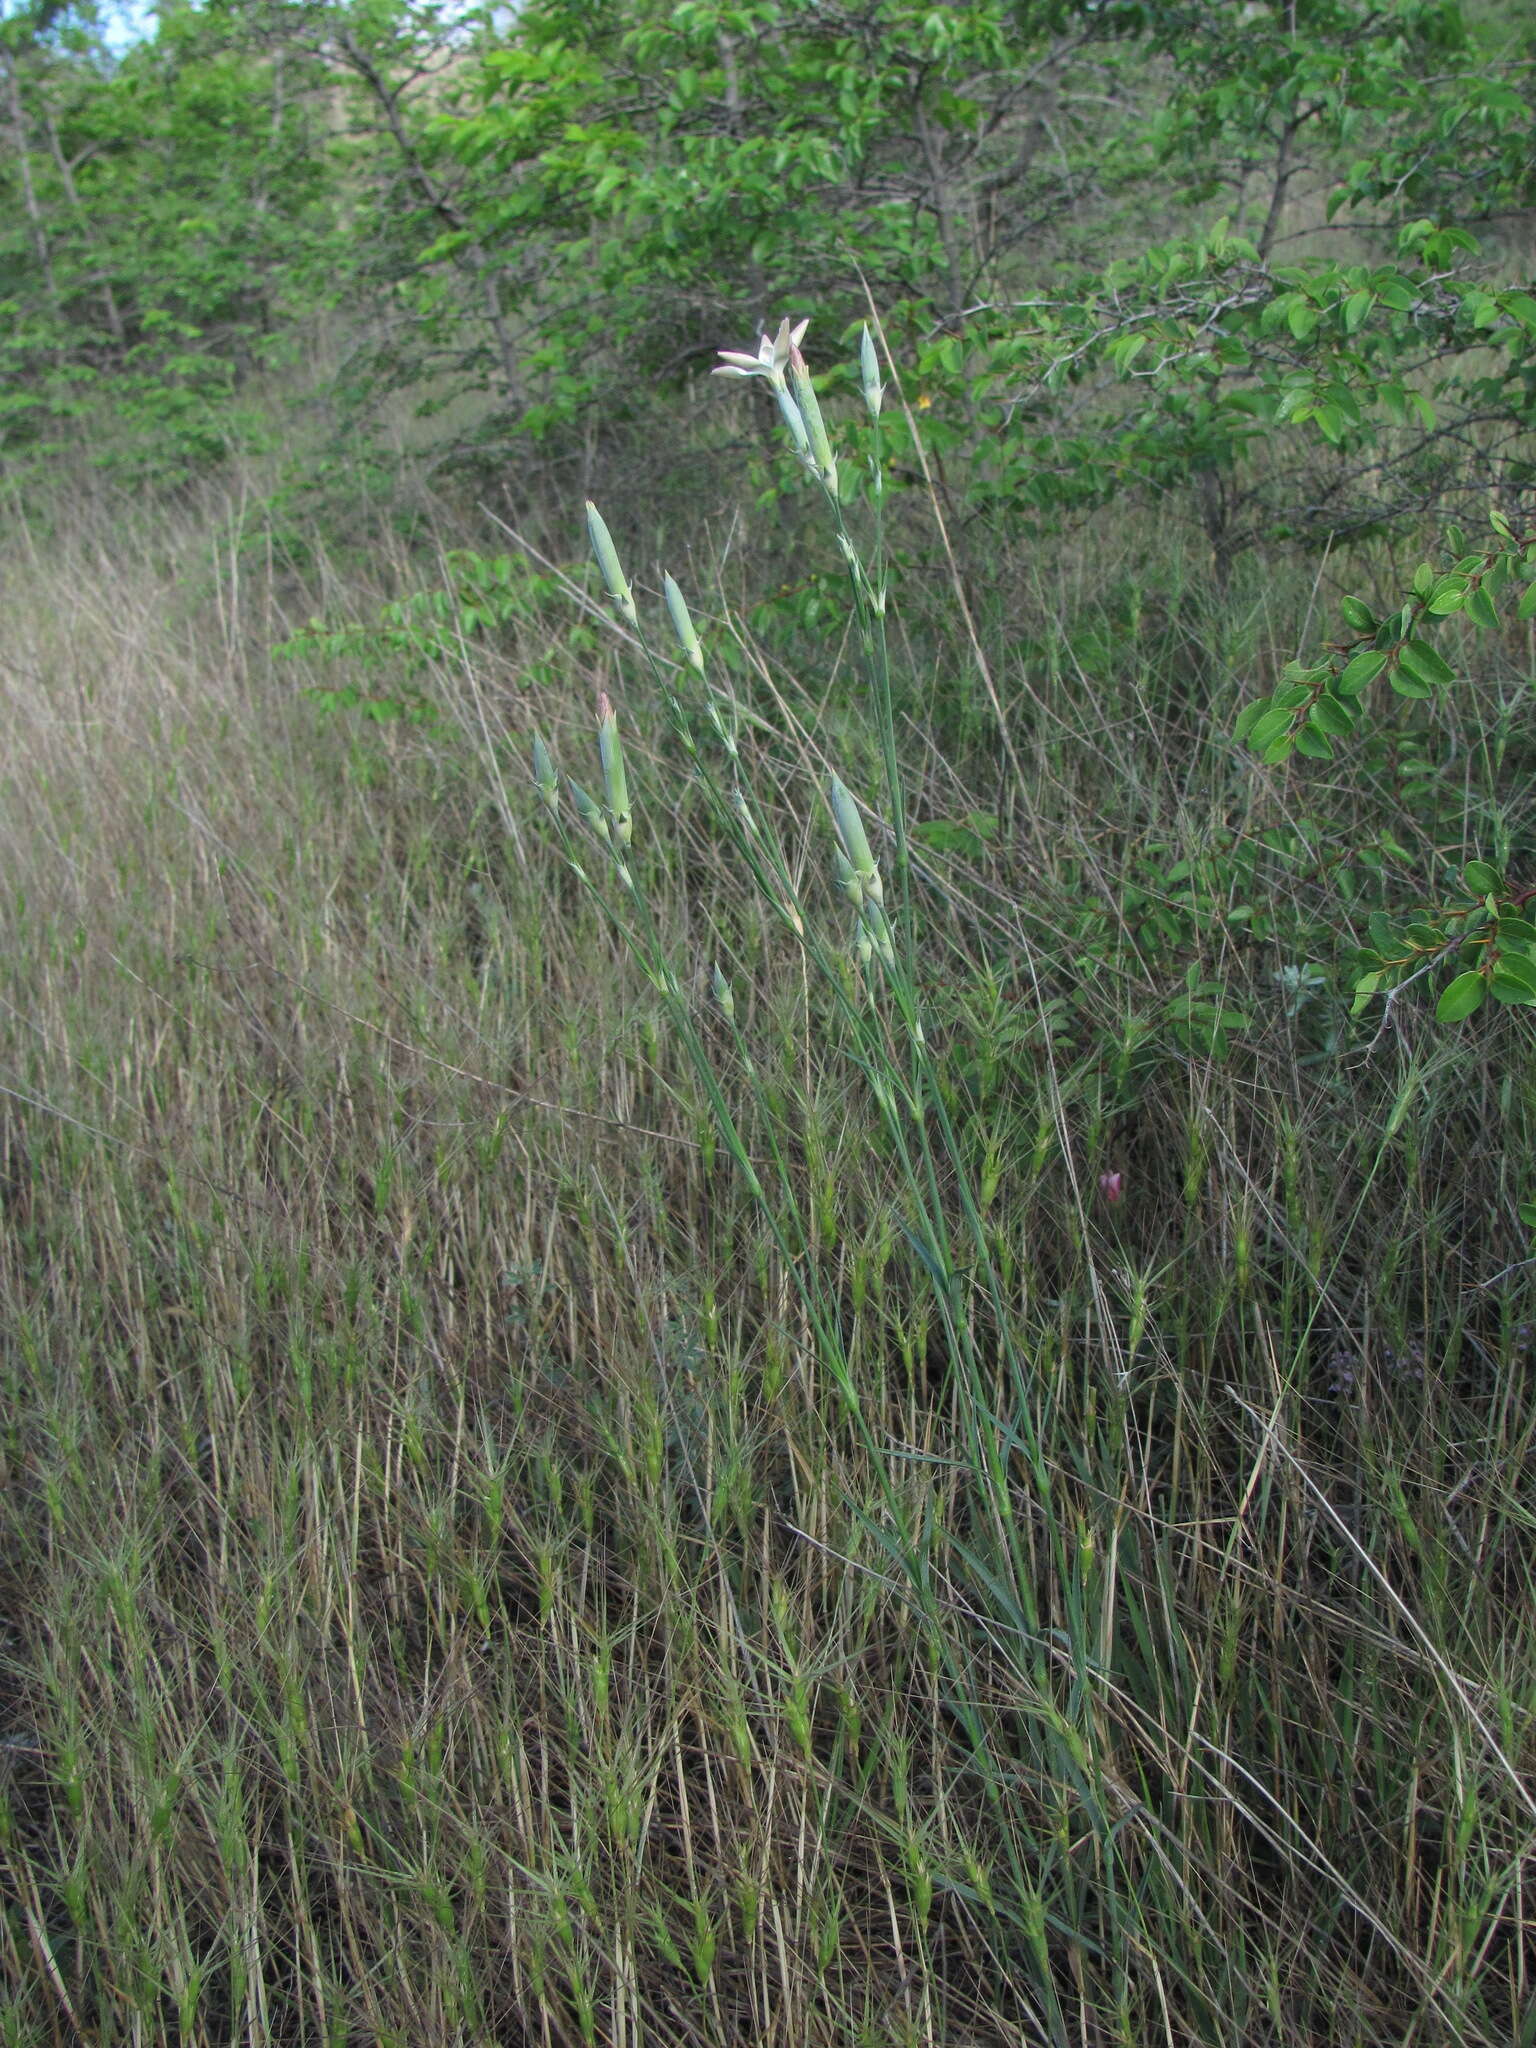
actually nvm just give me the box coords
[2,442,1535,2047]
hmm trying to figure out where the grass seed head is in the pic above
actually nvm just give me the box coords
[729,786,756,836]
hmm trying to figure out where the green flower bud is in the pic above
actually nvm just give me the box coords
[531,734,559,814]
[596,692,633,847]
[663,574,705,674]
[788,343,839,495]
[585,502,637,627]
[827,773,882,904]
[568,779,611,845]
[859,325,884,418]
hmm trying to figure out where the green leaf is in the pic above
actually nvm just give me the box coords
[913,818,990,858]
[1517,1200,1536,1230]
[1293,725,1332,760]
[1436,972,1486,1022]
[1287,301,1319,342]
[1425,577,1468,616]
[1339,596,1377,632]
[1497,917,1536,946]
[1310,694,1356,737]
[1337,649,1387,696]
[1464,587,1498,631]
[1389,669,1434,701]
[1517,580,1536,622]
[1233,697,1271,742]
[1396,640,1455,688]
[1245,704,1293,751]
[1492,951,1536,995]
[1464,860,1502,895]
[1490,974,1536,1006]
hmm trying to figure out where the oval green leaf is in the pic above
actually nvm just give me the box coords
[1492,950,1536,995]
[1246,703,1293,751]
[1436,971,1486,1022]
[1337,649,1387,696]
[1397,639,1455,688]
[1389,668,1434,701]
[1310,694,1356,736]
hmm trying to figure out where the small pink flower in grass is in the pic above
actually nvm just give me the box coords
[1099,1170,1125,1204]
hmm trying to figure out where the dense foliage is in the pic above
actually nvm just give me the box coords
[3,0,1531,522]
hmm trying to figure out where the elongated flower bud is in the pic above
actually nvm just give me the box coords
[711,964,735,1019]
[663,574,705,674]
[585,502,638,627]
[859,325,884,419]
[772,382,813,465]
[827,773,882,904]
[788,344,839,495]
[705,691,739,758]
[568,779,611,845]
[531,734,559,814]
[860,898,896,967]
[596,691,633,847]
[834,850,864,910]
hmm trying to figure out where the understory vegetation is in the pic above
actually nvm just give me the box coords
[3,2,1536,2044]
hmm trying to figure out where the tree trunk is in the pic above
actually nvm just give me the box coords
[2,50,58,310]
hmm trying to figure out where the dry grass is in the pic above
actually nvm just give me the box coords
[2,463,1535,2048]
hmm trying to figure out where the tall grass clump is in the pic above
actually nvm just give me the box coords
[1,338,1534,2048]
[528,317,1536,2046]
